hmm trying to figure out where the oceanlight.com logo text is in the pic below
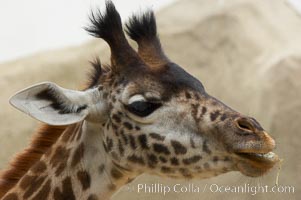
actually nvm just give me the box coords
[124,183,295,196]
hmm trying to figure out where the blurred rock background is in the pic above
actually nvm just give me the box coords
[0,0,300,199]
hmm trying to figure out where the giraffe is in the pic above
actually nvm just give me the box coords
[0,1,279,200]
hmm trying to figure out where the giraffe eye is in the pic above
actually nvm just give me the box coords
[126,101,162,117]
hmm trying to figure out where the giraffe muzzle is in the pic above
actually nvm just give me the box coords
[235,150,279,177]
[217,115,280,177]
[234,118,279,177]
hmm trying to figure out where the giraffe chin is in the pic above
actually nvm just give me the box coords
[236,152,279,177]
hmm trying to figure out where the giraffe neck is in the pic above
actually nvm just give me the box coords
[65,121,133,199]
[2,121,136,200]
[71,122,135,199]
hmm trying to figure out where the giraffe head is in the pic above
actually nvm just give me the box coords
[10,1,278,180]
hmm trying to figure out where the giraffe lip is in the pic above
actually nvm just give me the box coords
[235,152,279,177]
[235,151,279,164]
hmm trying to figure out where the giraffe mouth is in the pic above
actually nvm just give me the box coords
[235,151,279,177]
[236,152,278,164]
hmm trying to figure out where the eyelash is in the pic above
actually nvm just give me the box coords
[126,101,162,117]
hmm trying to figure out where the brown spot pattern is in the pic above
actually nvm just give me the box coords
[77,171,91,191]
[201,107,207,116]
[118,139,124,156]
[153,143,170,155]
[138,134,149,149]
[123,122,133,130]
[171,140,187,155]
[129,135,137,150]
[147,154,158,168]
[210,110,220,121]
[120,130,128,145]
[31,161,47,174]
[20,175,34,190]
[106,138,113,152]
[55,163,66,177]
[112,114,121,123]
[170,157,179,166]
[179,168,192,178]
[50,146,70,169]
[23,175,46,199]
[149,133,165,141]
[2,193,18,200]
[71,143,85,167]
[159,156,167,163]
[185,91,192,99]
[191,104,200,122]
[53,177,75,200]
[220,113,227,121]
[182,155,202,165]
[127,155,145,165]
[32,179,51,200]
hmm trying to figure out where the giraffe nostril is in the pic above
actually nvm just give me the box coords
[236,118,254,133]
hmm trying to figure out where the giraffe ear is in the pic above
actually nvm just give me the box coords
[9,82,93,126]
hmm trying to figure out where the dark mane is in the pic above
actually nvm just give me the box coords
[125,10,157,41]
[87,57,103,88]
[0,125,67,198]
